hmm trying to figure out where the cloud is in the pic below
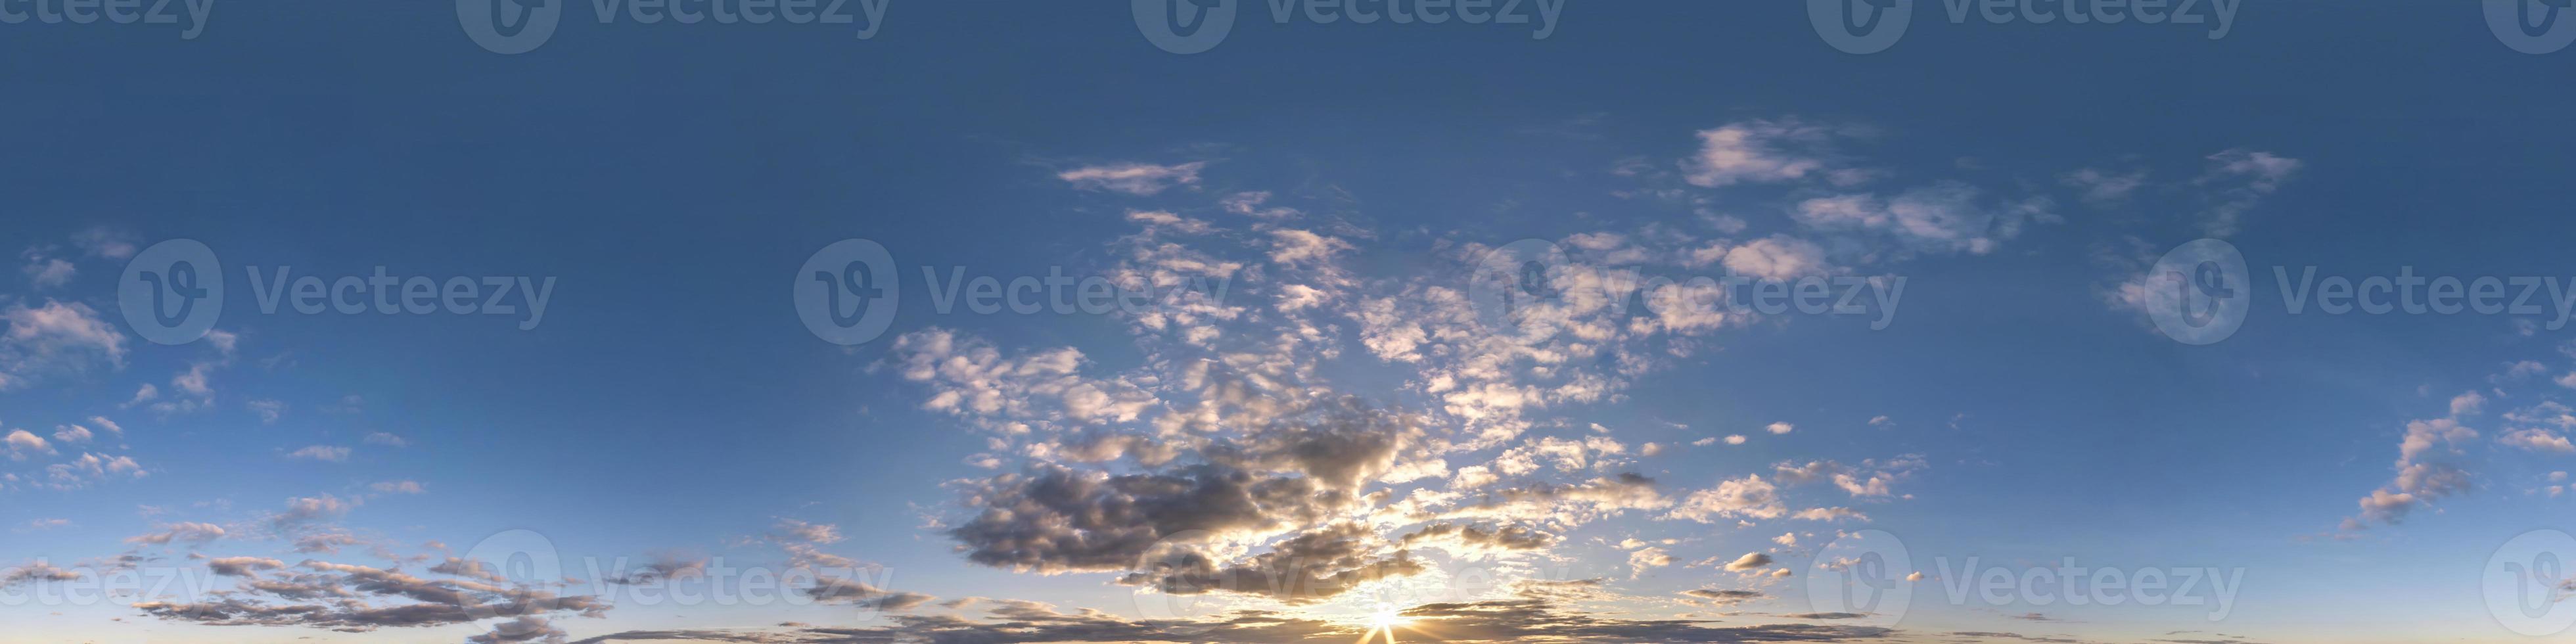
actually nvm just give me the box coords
[2196,149,2303,237]
[1792,183,2055,256]
[2347,417,2477,529]
[573,595,1897,644]
[369,480,426,494]
[4,429,53,459]
[2060,167,2149,204]
[1718,236,1833,280]
[1118,522,1423,603]
[1681,119,1855,187]
[20,252,75,288]
[247,399,286,423]
[287,446,350,463]
[1665,475,1783,522]
[206,557,286,577]
[72,227,137,259]
[126,522,227,546]
[1680,588,1765,606]
[468,616,568,644]
[133,559,607,633]
[1057,161,1208,196]
[1628,546,1674,576]
[0,300,127,390]
[1398,523,1557,555]
[273,495,354,528]
[1722,552,1775,571]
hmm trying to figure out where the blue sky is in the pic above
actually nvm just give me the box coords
[7,1,2576,643]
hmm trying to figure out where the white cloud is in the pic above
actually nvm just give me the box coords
[20,253,74,288]
[1665,475,1784,522]
[2196,149,2303,237]
[2451,391,2487,417]
[288,446,351,463]
[247,400,285,423]
[49,425,91,444]
[1057,161,1208,196]
[1721,551,1774,571]
[1682,119,1847,187]
[1793,183,2054,256]
[4,429,53,459]
[1719,236,1833,280]
[2060,168,2148,204]
[1,300,128,390]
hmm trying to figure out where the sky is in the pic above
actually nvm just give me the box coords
[7,1,2576,643]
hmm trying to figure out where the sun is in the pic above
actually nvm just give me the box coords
[1367,605,1411,630]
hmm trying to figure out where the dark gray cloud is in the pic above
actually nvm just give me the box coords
[1115,522,1422,603]
[131,559,607,632]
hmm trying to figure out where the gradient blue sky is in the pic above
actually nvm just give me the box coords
[6,2,2576,643]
